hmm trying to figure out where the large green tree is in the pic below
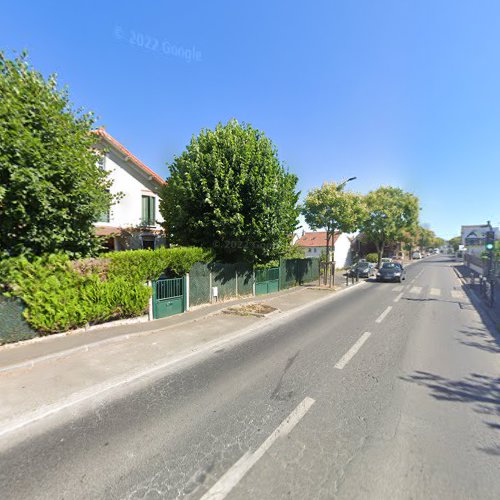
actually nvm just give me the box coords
[301,182,365,283]
[160,120,299,263]
[0,52,113,258]
[361,186,419,267]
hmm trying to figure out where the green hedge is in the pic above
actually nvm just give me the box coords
[365,253,378,263]
[0,246,213,335]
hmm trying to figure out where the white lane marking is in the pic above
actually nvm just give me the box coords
[392,285,404,292]
[394,292,404,303]
[410,286,422,294]
[201,397,315,500]
[334,332,372,369]
[429,288,441,297]
[375,306,392,324]
[451,290,464,299]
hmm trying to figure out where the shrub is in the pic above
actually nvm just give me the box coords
[0,246,212,334]
[365,253,378,263]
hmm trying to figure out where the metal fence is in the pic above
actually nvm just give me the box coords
[0,296,37,345]
[280,258,320,289]
[188,258,319,307]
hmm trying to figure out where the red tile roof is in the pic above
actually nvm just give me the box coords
[295,231,340,247]
[95,226,122,237]
[94,128,165,186]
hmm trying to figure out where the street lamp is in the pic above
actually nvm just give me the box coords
[337,176,357,191]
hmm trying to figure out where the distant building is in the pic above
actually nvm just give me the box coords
[295,231,353,268]
[461,224,499,257]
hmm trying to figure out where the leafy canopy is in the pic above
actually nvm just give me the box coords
[0,52,113,258]
[302,182,365,237]
[361,186,419,262]
[160,119,300,264]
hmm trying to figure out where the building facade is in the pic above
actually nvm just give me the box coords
[94,129,166,251]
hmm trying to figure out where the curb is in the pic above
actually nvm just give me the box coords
[0,279,368,375]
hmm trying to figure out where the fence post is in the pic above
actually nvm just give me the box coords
[252,270,256,296]
[148,280,154,320]
[235,270,238,296]
[185,273,190,311]
[209,270,213,303]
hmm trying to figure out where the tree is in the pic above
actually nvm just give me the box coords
[361,186,419,267]
[301,182,365,284]
[0,52,113,258]
[159,119,299,264]
[448,236,462,252]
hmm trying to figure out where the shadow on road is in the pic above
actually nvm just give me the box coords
[458,325,500,354]
[400,370,500,456]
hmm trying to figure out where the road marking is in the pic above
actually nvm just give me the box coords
[429,288,441,297]
[392,285,404,292]
[334,332,371,369]
[394,292,404,303]
[410,286,422,294]
[451,290,464,299]
[201,397,315,500]
[375,306,392,323]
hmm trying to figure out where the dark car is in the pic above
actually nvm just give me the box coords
[348,261,373,278]
[376,262,406,282]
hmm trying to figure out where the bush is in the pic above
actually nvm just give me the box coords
[365,253,378,263]
[0,246,213,334]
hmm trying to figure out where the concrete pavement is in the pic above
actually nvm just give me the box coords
[1,256,498,499]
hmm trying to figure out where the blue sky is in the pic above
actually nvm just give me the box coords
[2,0,500,239]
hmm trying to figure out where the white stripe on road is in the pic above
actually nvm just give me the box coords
[394,292,404,303]
[201,397,315,500]
[392,285,404,292]
[334,332,372,370]
[375,306,392,324]
[429,288,441,297]
[451,290,464,299]
[410,286,422,294]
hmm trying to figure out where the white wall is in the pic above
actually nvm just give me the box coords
[333,234,352,268]
[97,150,163,229]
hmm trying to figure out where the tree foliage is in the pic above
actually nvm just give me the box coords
[160,120,300,264]
[361,186,419,266]
[0,52,113,258]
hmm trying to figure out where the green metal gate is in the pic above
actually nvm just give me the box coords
[255,267,280,295]
[152,277,185,319]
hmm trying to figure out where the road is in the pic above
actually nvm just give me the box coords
[1,256,499,499]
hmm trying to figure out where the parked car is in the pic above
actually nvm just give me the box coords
[412,251,422,259]
[376,262,406,282]
[347,261,374,278]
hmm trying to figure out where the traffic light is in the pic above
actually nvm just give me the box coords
[485,230,495,251]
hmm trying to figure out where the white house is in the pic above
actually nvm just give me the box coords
[94,128,166,251]
[295,231,353,268]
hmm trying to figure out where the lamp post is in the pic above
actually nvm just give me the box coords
[337,176,357,191]
[325,176,357,286]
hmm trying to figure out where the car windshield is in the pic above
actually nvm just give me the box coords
[381,263,399,269]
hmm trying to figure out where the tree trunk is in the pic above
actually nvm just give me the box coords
[376,240,384,268]
[324,227,330,285]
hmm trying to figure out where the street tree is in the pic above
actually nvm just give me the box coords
[0,52,113,258]
[159,119,299,264]
[361,186,419,267]
[302,182,365,283]
[448,236,462,252]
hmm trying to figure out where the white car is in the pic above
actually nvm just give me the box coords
[412,251,422,259]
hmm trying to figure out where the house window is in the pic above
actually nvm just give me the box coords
[97,190,110,223]
[141,195,156,226]
[142,236,155,250]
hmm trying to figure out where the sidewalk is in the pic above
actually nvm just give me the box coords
[0,279,368,435]
[454,264,500,330]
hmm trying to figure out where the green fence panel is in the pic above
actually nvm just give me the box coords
[0,295,37,345]
[189,262,211,306]
[153,277,184,319]
[210,262,238,300]
[236,263,254,296]
[280,258,319,288]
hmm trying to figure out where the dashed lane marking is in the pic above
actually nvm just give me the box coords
[375,306,392,324]
[410,286,423,294]
[201,397,315,500]
[429,288,441,296]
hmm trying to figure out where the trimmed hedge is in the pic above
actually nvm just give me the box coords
[0,246,213,334]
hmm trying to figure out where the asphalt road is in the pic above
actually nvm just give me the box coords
[1,256,499,499]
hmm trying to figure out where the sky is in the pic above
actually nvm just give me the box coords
[1,0,499,239]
